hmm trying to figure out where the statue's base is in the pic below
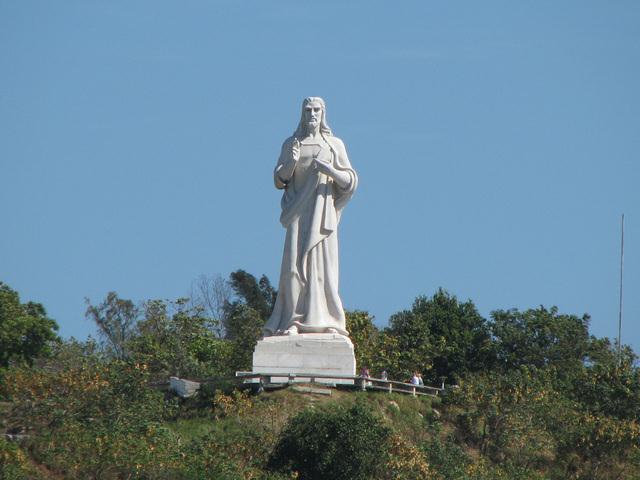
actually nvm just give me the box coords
[252,333,356,385]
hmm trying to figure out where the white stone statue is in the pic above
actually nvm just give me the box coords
[263,97,358,337]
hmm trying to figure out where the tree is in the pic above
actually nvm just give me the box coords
[189,274,232,337]
[490,306,591,373]
[85,292,139,360]
[129,298,233,379]
[226,269,276,325]
[221,270,277,370]
[387,289,493,383]
[570,338,640,421]
[0,282,59,367]
[223,270,272,341]
[225,304,265,370]
[346,310,380,372]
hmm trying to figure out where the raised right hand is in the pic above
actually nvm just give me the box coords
[292,138,301,162]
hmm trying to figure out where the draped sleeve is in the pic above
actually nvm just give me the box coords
[327,137,358,213]
[274,137,295,190]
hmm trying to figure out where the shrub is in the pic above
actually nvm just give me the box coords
[0,436,43,480]
[268,402,391,480]
[2,361,180,478]
[422,438,470,480]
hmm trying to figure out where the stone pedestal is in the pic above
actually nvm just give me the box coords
[252,333,356,384]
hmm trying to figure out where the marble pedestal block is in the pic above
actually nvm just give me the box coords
[252,333,356,384]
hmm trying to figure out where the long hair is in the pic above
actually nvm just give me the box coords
[293,97,333,139]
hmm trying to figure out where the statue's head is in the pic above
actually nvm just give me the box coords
[294,96,332,138]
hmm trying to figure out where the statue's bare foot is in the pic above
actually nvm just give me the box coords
[285,325,299,335]
[326,328,339,334]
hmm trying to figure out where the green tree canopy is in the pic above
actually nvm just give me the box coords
[227,270,276,324]
[0,282,59,367]
[345,310,379,372]
[85,292,139,360]
[569,338,640,421]
[219,270,277,370]
[490,306,591,372]
[223,270,275,339]
[387,289,493,383]
[129,298,233,379]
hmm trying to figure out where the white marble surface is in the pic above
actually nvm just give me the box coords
[252,333,356,383]
[264,97,357,337]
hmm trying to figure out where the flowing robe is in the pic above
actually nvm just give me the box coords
[264,134,357,336]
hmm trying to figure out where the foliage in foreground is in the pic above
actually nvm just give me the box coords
[2,278,640,479]
[268,402,391,480]
[2,355,640,479]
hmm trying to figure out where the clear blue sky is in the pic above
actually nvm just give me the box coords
[1,1,639,354]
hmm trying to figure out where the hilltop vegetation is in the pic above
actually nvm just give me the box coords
[1,274,639,479]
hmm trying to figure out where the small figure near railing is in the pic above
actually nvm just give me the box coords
[159,372,449,399]
[234,372,444,397]
[357,373,441,397]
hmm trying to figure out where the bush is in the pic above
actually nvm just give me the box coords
[2,361,180,478]
[423,438,470,480]
[0,436,43,480]
[268,402,391,480]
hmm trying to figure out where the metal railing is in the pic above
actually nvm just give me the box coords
[235,371,445,397]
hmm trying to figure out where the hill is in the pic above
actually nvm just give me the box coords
[2,367,639,480]
[2,279,639,479]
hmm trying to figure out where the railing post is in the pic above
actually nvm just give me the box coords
[388,382,392,394]
[412,386,416,397]
[360,377,367,391]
